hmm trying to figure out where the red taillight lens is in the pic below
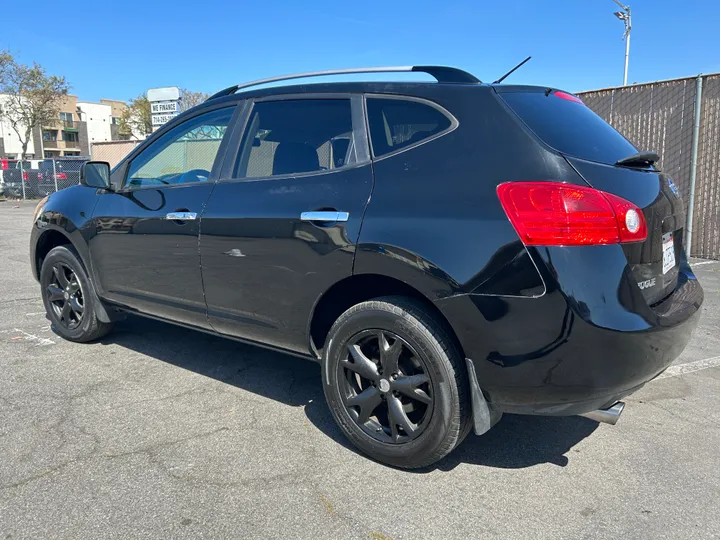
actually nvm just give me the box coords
[497,181,647,246]
[56,172,67,179]
[22,171,29,181]
[1,159,7,170]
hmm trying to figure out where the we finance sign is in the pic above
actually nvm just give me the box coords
[148,87,182,129]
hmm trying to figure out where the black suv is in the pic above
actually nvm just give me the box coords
[30,66,703,468]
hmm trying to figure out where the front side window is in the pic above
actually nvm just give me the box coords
[366,97,453,158]
[125,107,233,189]
[235,99,356,179]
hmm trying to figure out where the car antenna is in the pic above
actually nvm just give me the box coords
[492,56,532,84]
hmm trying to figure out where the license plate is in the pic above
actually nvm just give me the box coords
[662,232,675,274]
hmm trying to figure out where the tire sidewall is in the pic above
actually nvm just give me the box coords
[324,304,459,467]
[40,246,99,341]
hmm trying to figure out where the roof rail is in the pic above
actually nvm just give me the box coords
[206,65,481,101]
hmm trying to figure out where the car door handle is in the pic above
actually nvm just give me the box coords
[300,211,349,222]
[165,212,197,220]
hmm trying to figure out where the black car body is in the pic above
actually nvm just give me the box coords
[29,66,703,468]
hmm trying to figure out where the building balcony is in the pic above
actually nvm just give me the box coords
[43,139,80,151]
[43,119,82,131]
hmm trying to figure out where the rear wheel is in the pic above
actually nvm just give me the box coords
[40,245,114,342]
[323,296,470,469]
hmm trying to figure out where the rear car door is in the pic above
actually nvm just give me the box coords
[88,104,238,328]
[200,95,373,353]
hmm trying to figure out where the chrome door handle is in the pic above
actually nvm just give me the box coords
[300,211,349,222]
[165,212,197,220]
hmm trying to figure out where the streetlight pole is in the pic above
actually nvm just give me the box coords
[613,0,632,86]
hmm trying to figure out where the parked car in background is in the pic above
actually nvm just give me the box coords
[37,157,89,196]
[1,159,43,198]
[29,66,703,468]
[1,158,19,196]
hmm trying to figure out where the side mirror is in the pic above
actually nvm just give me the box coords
[80,161,111,189]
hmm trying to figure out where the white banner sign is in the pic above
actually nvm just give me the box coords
[148,87,182,102]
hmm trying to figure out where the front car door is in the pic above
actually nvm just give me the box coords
[200,95,373,353]
[88,104,238,328]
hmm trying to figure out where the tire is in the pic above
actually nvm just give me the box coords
[40,245,114,343]
[323,296,471,469]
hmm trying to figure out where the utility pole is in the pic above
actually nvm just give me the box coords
[612,0,632,86]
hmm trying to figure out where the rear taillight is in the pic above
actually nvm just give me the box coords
[56,173,67,180]
[1,159,7,170]
[22,171,29,181]
[497,181,647,246]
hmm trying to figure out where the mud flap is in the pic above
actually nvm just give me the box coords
[465,358,502,435]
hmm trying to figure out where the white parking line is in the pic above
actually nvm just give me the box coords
[655,356,720,380]
[692,260,717,266]
[11,328,55,346]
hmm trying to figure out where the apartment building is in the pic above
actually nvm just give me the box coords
[100,99,132,140]
[0,94,133,159]
[0,95,37,158]
[40,95,90,157]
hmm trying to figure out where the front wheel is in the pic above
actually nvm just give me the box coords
[40,245,114,343]
[323,296,470,469]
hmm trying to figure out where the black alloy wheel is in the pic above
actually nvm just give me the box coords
[323,297,471,469]
[46,262,84,330]
[341,330,434,444]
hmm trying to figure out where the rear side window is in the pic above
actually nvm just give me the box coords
[366,98,452,158]
[235,99,357,179]
[499,90,639,165]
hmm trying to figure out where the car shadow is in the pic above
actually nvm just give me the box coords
[101,315,599,471]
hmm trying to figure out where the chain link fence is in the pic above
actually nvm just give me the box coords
[579,74,720,259]
[1,157,88,200]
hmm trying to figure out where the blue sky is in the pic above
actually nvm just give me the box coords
[2,0,717,102]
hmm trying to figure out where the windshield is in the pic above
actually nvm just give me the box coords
[499,89,639,165]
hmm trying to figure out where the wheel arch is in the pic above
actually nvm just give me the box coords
[33,227,82,281]
[308,273,464,360]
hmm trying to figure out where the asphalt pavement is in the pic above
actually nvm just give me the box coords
[1,200,719,539]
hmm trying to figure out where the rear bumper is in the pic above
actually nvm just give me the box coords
[436,246,703,416]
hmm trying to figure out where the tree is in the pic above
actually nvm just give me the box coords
[118,88,209,138]
[0,49,12,85]
[180,89,210,112]
[119,93,152,139]
[0,59,69,159]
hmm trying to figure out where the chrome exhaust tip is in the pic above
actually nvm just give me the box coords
[578,401,625,425]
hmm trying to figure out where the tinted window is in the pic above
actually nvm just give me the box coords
[126,107,233,189]
[235,99,356,179]
[366,98,452,158]
[499,90,639,165]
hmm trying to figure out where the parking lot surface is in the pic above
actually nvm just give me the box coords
[1,200,719,540]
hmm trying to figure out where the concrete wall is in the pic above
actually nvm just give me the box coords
[91,140,141,167]
[77,102,113,143]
